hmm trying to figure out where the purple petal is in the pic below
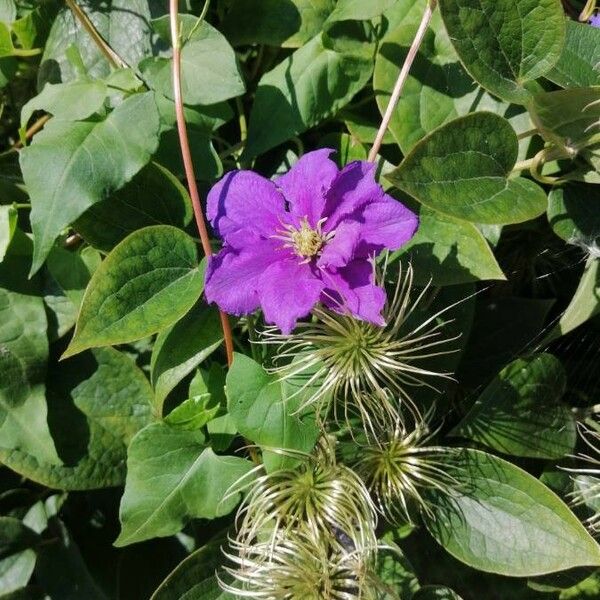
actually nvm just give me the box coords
[321,261,386,326]
[318,221,362,269]
[275,149,339,227]
[205,239,283,315]
[322,162,384,231]
[353,195,419,250]
[590,14,600,27]
[318,196,418,269]
[207,170,286,241]
[258,260,324,334]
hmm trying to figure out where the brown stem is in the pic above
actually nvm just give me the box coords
[169,0,235,368]
[65,0,128,69]
[11,114,51,149]
[368,0,436,162]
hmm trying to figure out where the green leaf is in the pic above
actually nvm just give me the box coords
[0,204,17,262]
[164,394,220,431]
[12,3,56,51]
[221,0,335,47]
[155,128,222,183]
[20,79,107,128]
[226,353,320,472]
[0,0,16,23]
[438,0,566,104]
[0,347,153,490]
[151,534,234,600]
[452,354,576,459]
[140,16,244,106]
[319,132,368,164]
[154,94,233,133]
[46,245,99,309]
[0,518,39,559]
[151,302,223,415]
[43,272,78,342]
[547,21,600,88]
[374,9,531,154]
[548,183,600,247]
[543,258,600,343]
[242,33,373,159]
[387,112,548,224]
[0,551,36,596]
[20,92,160,274]
[327,0,396,22]
[0,252,58,465]
[40,0,153,84]
[424,449,600,576]
[64,225,205,358]
[74,162,193,253]
[559,571,600,600]
[375,540,420,599]
[394,204,506,285]
[115,422,253,546]
[530,87,600,152]
[0,21,39,58]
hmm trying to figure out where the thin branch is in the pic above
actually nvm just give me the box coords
[170,0,235,368]
[11,114,51,149]
[368,0,437,162]
[65,0,128,69]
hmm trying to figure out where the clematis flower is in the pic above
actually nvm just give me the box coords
[205,149,418,334]
[590,13,600,26]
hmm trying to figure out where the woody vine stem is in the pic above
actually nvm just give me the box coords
[169,0,235,368]
[368,0,437,162]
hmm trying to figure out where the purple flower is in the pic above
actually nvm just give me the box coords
[205,149,418,334]
[590,13,600,27]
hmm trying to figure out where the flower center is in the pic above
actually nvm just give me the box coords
[291,219,325,258]
[272,216,334,260]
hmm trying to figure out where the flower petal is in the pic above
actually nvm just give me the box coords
[351,194,419,251]
[322,161,383,230]
[258,260,324,334]
[205,239,283,315]
[317,221,362,269]
[275,149,338,227]
[207,170,286,241]
[321,261,386,326]
[318,196,418,269]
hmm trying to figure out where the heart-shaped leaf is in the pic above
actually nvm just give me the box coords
[64,225,205,358]
[438,0,566,103]
[452,354,576,459]
[387,112,547,224]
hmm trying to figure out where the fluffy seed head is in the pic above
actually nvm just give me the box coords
[566,423,600,533]
[231,437,378,558]
[221,528,377,599]
[352,419,459,525]
[261,262,460,436]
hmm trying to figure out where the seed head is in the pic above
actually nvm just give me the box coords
[221,527,377,599]
[261,262,460,437]
[352,418,459,525]
[231,437,378,558]
[566,423,600,533]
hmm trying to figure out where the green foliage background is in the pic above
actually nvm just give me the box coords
[0,0,599,598]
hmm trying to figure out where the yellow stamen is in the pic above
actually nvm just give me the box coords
[273,216,334,260]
